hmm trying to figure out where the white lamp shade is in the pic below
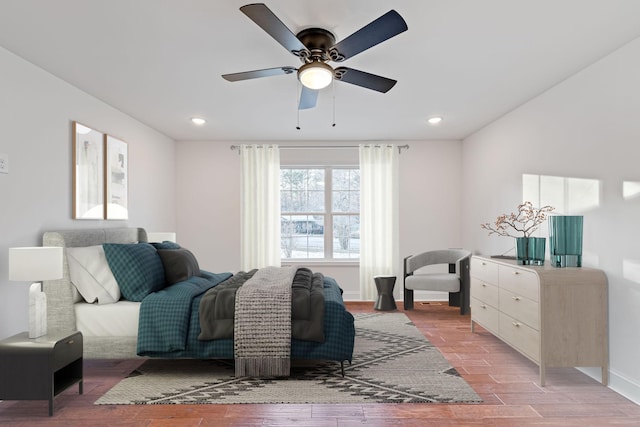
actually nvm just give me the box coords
[147,232,177,243]
[9,247,64,281]
[298,62,334,90]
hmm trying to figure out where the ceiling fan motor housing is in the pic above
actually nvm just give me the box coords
[295,28,338,63]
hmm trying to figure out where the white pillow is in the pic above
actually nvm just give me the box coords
[66,245,120,304]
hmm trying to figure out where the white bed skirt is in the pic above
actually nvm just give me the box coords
[75,300,140,337]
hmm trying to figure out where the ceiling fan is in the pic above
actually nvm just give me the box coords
[222,3,408,109]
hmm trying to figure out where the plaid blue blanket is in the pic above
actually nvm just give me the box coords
[137,271,232,354]
[291,276,354,361]
[137,273,355,363]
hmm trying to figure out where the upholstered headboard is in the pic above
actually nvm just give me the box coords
[42,227,147,333]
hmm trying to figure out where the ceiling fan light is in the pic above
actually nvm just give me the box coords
[298,62,334,90]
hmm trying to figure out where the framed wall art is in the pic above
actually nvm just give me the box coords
[72,121,104,219]
[105,134,128,220]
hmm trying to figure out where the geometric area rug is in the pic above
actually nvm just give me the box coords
[95,312,482,405]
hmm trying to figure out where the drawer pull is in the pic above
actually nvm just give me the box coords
[513,271,520,275]
[512,296,521,301]
[482,283,487,287]
[481,304,487,309]
[512,322,521,327]
[67,340,74,344]
[481,262,487,265]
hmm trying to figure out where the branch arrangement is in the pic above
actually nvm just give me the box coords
[481,202,554,238]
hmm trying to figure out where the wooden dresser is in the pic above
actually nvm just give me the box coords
[470,256,608,386]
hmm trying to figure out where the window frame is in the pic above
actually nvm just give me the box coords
[280,165,360,262]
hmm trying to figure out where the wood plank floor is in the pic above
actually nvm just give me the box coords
[1,301,639,426]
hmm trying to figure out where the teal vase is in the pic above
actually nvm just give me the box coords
[548,215,583,267]
[515,237,545,266]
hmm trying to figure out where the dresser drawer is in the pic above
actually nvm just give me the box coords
[470,257,499,284]
[471,297,499,334]
[499,288,539,330]
[499,265,539,302]
[499,312,540,362]
[471,277,499,307]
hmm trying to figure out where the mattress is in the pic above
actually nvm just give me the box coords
[74,301,140,337]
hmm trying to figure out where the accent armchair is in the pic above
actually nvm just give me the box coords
[403,249,471,314]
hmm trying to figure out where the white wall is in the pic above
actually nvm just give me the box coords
[175,140,463,301]
[462,37,640,403]
[175,142,241,273]
[0,47,177,339]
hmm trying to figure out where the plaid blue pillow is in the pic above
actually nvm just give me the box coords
[151,241,181,250]
[103,243,166,301]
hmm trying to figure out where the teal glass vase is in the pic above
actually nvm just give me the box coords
[515,237,545,266]
[548,215,583,267]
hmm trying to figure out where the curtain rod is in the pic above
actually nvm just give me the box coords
[230,144,409,154]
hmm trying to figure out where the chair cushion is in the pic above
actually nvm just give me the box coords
[405,273,460,292]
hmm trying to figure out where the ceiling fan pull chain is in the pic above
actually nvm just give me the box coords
[332,79,336,127]
[296,80,301,130]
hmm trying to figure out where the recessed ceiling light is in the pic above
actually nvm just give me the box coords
[191,117,206,125]
[427,116,442,125]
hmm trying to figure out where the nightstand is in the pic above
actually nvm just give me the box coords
[0,331,83,416]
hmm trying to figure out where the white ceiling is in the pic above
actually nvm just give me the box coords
[1,1,640,142]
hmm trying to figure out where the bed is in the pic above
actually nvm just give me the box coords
[42,227,355,374]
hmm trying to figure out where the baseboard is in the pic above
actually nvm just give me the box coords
[343,291,449,303]
[579,367,640,405]
[342,291,363,301]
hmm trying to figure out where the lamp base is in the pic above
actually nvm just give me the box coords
[28,282,47,339]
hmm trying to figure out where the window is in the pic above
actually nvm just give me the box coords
[281,167,360,260]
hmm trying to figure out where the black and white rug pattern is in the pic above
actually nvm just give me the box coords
[95,312,482,405]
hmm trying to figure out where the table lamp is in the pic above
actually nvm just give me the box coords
[8,247,64,338]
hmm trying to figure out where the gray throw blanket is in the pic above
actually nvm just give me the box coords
[197,266,326,377]
[234,266,296,377]
[197,269,258,340]
[198,267,325,342]
[291,268,325,342]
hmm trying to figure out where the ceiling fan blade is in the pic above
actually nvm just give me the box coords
[222,66,296,82]
[331,10,407,61]
[334,67,397,93]
[240,3,307,55]
[298,86,319,110]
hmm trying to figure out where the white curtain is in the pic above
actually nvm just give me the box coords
[359,145,400,300]
[240,144,281,270]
